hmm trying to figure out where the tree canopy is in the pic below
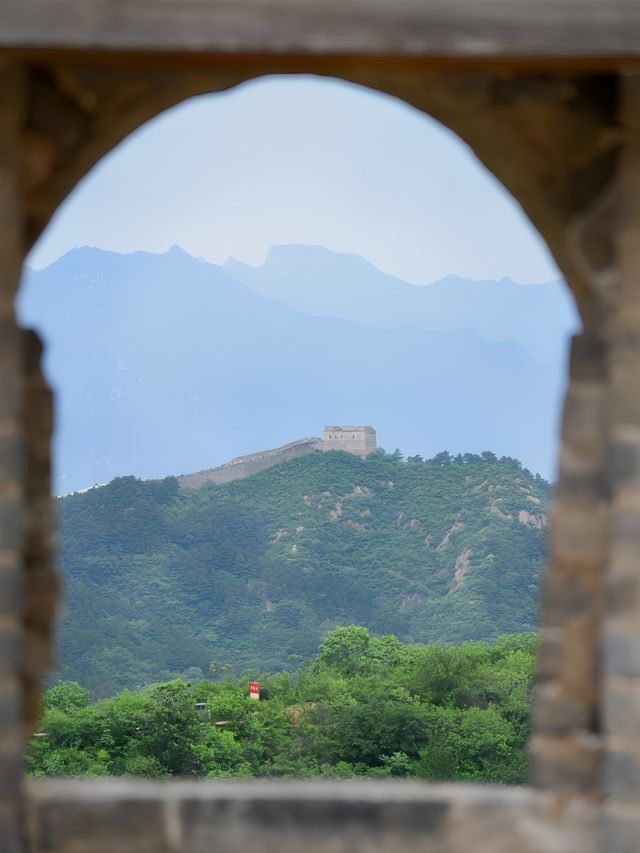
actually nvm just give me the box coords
[29,628,537,784]
[55,449,548,696]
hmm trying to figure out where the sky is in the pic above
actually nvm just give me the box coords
[28,75,560,286]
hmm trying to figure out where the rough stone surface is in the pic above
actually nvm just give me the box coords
[602,676,640,738]
[0,805,25,853]
[602,630,640,679]
[601,804,640,853]
[321,426,377,458]
[603,739,640,800]
[25,780,595,853]
[530,733,601,793]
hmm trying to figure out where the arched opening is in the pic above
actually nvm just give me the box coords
[16,71,584,784]
[2,52,628,853]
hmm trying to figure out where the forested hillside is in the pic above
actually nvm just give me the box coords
[29,628,537,783]
[56,449,548,696]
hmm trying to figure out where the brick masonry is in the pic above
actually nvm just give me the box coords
[178,427,378,489]
[321,426,377,458]
[24,779,595,853]
[177,437,323,489]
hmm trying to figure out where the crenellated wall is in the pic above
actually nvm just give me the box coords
[177,437,322,489]
[178,426,378,490]
[322,425,377,458]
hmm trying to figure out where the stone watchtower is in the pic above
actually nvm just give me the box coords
[322,425,377,457]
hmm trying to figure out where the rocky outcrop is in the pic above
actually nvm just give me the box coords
[449,548,472,593]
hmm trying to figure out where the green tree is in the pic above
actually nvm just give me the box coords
[44,681,89,714]
[316,626,371,677]
[139,681,200,775]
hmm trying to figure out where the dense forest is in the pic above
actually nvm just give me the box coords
[56,449,549,696]
[28,627,537,784]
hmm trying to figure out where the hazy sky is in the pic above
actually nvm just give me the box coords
[29,75,559,285]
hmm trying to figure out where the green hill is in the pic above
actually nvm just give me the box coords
[55,449,549,697]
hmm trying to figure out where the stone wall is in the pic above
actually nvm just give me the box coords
[322,426,377,458]
[24,779,594,853]
[178,425,378,490]
[177,437,322,489]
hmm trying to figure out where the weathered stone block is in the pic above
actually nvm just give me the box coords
[0,433,23,483]
[603,676,640,737]
[553,453,606,502]
[24,779,592,853]
[31,796,169,853]
[23,629,53,680]
[0,491,24,552]
[609,361,640,426]
[601,804,640,853]
[533,683,594,734]
[0,557,22,615]
[0,679,21,728]
[602,630,640,679]
[23,563,58,628]
[0,805,23,853]
[0,617,22,678]
[603,740,640,799]
[181,795,449,853]
[560,383,606,457]
[548,500,608,565]
[535,629,564,681]
[539,568,598,627]
[0,749,23,800]
[605,571,640,618]
[568,333,607,383]
[530,733,601,792]
[607,436,640,490]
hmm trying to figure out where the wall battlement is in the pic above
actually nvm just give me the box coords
[177,437,322,489]
[322,425,377,458]
[178,426,377,489]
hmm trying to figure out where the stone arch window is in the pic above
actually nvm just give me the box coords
[0,4,637,851]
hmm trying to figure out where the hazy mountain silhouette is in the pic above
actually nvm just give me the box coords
[225,244,579,364]
[19,246,567,493]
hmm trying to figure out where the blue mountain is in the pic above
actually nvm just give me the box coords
[225,244,579,365]
[19,246,568,493]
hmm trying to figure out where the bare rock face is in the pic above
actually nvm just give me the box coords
[449,548,473,593]
[518,509,548,528]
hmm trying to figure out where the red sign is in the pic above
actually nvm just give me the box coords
[249,681,260,700]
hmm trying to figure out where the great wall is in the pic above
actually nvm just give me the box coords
[177,425,377,489]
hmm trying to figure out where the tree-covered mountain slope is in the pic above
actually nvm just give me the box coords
[55,449,549,697]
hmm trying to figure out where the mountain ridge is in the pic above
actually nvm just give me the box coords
[18,245,564,492]
[56,448,548,697]
[224,243,578,364]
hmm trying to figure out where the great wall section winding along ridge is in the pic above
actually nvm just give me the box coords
[177,425,377,489]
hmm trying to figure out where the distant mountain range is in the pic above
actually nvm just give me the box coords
[18,245,579,493]
[225,245,579,364]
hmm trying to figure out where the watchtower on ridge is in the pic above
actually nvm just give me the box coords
[322,425,377,458]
